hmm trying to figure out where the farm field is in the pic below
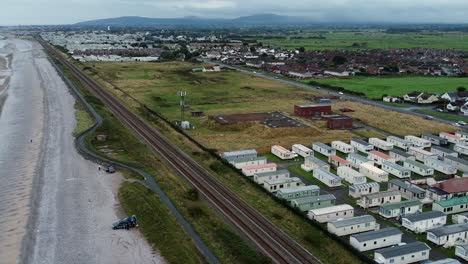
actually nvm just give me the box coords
[254,31,468,51]
[311,76,468,100]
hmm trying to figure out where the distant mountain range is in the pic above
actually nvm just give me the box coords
[75,14,313,27]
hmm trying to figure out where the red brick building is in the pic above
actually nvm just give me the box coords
[294,104,332,117]
[327,116,353,130]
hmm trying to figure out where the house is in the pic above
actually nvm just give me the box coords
[456,131,468,140]
[408,147,437,162]
[253,170,290,185]
[405,135,431,148]
[292,144,313,158]
[222,149,257,161]
[307,204,354,223]
[313,168,342,187]
[350,227,402,252]
[422,133,448,146]
[383,96,402,103]
[368,150,396,166]
[358,191,401,208]
[447,100,466,112]
[454,144,468,155]
[369,138,394,151]
[327,215,377,236]
[349,182,380,198]
[337,166,366,185]
[388,179,425,200]
[389,149,415,162]
[427,224,468,246]
[452,212,468,224]
[294,104,332,117]
[301,156,330,172]
[403,160,434,176]
[429,178,468,201]
[403,91,439,104]
[433,197,468,215]
[331,141,354,154]
[382,161,411,179]
[424,158,457,175]
[347,153,374,169]
[328,155,351,168]
[202,65,221,72]
[242,163,277,176]
[312,142,336,157]
[276,185,320,202]
[440,132,463,145]
[350,138,374,153]
[425,258,461,264]
[431,146,459,158]
[444,155,468,172]
[379,200,422,219]
[291,194,336,212]
[327,116,353,130]
[387,136,411,150]
[263,177,304,193]
[271,145,297,160]
[374,242,430,264]
[402,211,447,233]
[359,163,389,182]
[455,244,468,262]
[229,156,267,169]
[441,91,468,102]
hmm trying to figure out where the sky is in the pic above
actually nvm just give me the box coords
[1,0,468,25]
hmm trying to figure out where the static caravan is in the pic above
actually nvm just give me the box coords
[374,242,430,264]
[350,227,402,252]
[440,132,463,145]
[455,244,468,262]
[263,177,304,193]
[408,147,437,162]
[368,150,396,166]
[379,200,422,219]
[254,170,290,185]
[403,159,434,176]
[230,156,267,169]
[350,139,374,153]
[271,145,297,160]
[387,136,411,150]
[242,163,277,176]
[456,131,468,140]
[301,156,330,172]
[382,161,411,179]
[424,158,457,175]
[347,153,373,169]
[312,142,336,157]
[453,212,468,224]
[328,155,351,168]
[358,191,401,209]
[431,146,458,158]
[331,141,354,154]
[359,163,389,182]
[405,135,431,148]
[313,168,342,187]
[402,211,447,233]
[327,215,377,237]
[389,149,415,162]
[388,179,425,200]
[291,144,313,158]
[349,182,380,198]
[433,196,468,215]
[427,224,468,246]
[444,155,468,172]
[369,137,394,151]
[422,133,448,146]
[291,194,336,212]
[454,144,468,155]
[276,185,320,202]
[337,166,366,185]
[307,204,354,223]
[222,149,257,161]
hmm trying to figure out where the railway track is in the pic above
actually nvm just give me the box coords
[41,41,322,264]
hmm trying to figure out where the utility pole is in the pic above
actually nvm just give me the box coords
[177,89,186,123]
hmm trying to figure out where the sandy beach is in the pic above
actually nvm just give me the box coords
[0,38,162,264]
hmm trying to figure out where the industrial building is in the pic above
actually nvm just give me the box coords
[401,211,447,233]
[350,227,402,252]
[294,104,331,117]
[327,116,353,130]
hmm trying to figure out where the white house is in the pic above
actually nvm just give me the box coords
[263,177,304,193]
[276,185,320,202]
[455,244,468,262]
[307,204,354,223]
[292,144,313,158]
[440,132,463,145]
[388,179,425,200]
[350,138,374,153]
[242,163,277,176]
[328,155,351,168]
[358,190,401,208]
[350,227,402,252]
[422,133,448,146]
[456,131,468,140]
[349,182,380,198]
[368,150,396,166]
[454,144,468,155]
[408,147,437,162]
[230,156,267,169]
[301,155,330,172]
[313,168,342,187]
[337,166,366,185]
[359,163,389,182]
[379,200,422,219]
[271,145,297,160]
[431,146,459,158]
[327,215,378,236]
[253,170,290,185]
[382,161,411,179]
[403,160,434,176]
[402,211,447,233]
[424,158,457,175]
[312,142,336,157]
[389,149,415,162]
[387,136,411,150]
[444,155,468,172]
[369,137,394,151]
[405,135,431,148]
[453,212,468,224]
[433,197,468,215]
[347,153,374,169]
[374,242,430,264]
[427,224,468,246]
[222,149,257,161]
[331,141,354,154]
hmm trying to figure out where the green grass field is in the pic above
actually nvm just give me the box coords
[312,77,468,99]
[415,109,468,123]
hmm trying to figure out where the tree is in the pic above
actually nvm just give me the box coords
[297,47,305,53]
[250,46,256,53]
[457,86,466,92]
[332,55,347,65]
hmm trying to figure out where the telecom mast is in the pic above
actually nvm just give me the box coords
[177,89,187,123]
